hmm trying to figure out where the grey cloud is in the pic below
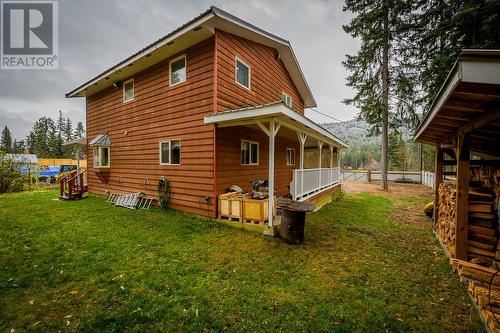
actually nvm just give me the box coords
[0,0,358,139]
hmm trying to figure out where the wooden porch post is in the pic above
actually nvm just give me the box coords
[267,120,280,228]
[318,140,323,188]
[329,145,333,184]
[434,145,443,227]
[297,132,307,198]
[455,135,470,260]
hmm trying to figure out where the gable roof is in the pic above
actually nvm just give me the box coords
[66,6,317,108]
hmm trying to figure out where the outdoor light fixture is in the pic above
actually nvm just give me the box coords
[113,81,121,89]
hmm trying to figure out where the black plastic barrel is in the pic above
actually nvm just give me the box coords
[280,208,306,244]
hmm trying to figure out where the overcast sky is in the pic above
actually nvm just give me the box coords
[0,0,359,140]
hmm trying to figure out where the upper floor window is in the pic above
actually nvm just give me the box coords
[282,92,292,107]
[123,79,134,102]
[170,55,186,86]
[241,140,258,165]
[160,139,181,165]
[286,148,295,165]
[235,57,250,90]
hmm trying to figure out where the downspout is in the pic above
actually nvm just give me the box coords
[212,29,218,218]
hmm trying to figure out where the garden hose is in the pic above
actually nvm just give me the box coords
[157,178,170,209]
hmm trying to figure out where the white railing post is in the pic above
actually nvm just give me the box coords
[318,140,323,189]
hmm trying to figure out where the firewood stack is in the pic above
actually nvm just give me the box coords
[436,181,457,256]
[452,259,500,333]
[471,166,500,212]
[468,188,497,265]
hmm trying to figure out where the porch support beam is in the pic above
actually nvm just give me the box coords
[455,134,470,260]
[433,145,443,227]
[318,140,323,188]
[267,119,280,229]
[329,145,333,184]
[297,132,307,199]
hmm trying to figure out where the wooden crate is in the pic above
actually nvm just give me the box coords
[218,196,244,222]
[242,197,276,225]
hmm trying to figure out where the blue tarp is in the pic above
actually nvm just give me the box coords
[39,166,60,177]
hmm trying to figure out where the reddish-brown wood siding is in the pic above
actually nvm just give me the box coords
[86,38,215,216]
[215,30,305,113]
[216,126,299,196]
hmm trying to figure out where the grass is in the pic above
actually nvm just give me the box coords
[0,188,483,332]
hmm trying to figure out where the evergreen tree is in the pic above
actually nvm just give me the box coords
[412,0,500,109]
[74,121,85,139]
[343,0,414,190]
[64,118,73,142]
[1,125,13,153]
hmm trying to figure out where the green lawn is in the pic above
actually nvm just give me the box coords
[0,188,482,332]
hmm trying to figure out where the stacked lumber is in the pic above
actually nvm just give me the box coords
[436,181,457,256]
[469,188,497,264]
[471,166,500,212]
[452,259,500,333]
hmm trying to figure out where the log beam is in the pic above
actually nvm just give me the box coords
[434,145,443,227]
[455,134,470,260]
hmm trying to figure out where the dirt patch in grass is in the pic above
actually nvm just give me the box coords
[343,181,434,228]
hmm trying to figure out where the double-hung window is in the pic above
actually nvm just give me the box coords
[170,55,186,86]
[160,139,181,165]
[123,79,134,102]
[286,148,295,165]
[241,140,258,165]
[235,57,250,89]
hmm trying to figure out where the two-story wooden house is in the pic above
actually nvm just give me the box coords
[66,7,347,230]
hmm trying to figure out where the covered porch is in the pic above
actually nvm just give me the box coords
[205,102,348,230]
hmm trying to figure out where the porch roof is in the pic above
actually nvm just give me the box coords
[204,102,348,148]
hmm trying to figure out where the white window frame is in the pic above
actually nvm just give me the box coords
[241,140,259,166]
[123,79,134,102]
[169,54,187,87]
[93,146,110,168]
[159,139,181,165]
[235,57,251,90]
[282,92,292,107]
[286,148,296,165]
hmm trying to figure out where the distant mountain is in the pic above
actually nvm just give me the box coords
[322,119,379,146]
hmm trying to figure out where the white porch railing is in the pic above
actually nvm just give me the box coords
[290,167,340,201]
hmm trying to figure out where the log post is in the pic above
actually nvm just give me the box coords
[434,145,443,227]
[455,134,470,260]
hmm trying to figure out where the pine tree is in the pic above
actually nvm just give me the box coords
[74,121,85,139]
[64,118,73,142]
[343,0,414,190]
[1,125,13,153]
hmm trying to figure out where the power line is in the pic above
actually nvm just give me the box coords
[308,108,367,131]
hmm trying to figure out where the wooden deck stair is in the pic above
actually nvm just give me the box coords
[59,168,88,200]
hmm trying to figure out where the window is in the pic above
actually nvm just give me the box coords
[160,139,181,165]
[235,57,250,89]
[241,140,258,165]
[93,146,110,168]
[282,92,292,107]
[123,79,134,102]
[169,55,186,86]
[286,148,295,165]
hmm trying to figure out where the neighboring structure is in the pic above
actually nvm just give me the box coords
[415,50,500,332]
[5,154,38,165]
[66,7,347,225]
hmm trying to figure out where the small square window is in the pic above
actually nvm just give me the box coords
[282,92,292,107]
[286,148,295,165]
[170,55,186,86]
[160,140,181,165]
[123,79,134,102]
[235,58,250,89]
[241,140,258,165]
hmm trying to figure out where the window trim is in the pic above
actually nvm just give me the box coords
[159,139,181,165]
[93,146,111,168]
[235,57,251,90]
[240,139,259,166]
[286,148,296,165]
[169,54,187,87]
[123,79,134,103]
[282,92,292,107]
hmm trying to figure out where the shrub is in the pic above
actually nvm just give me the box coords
[0,151,26,193]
